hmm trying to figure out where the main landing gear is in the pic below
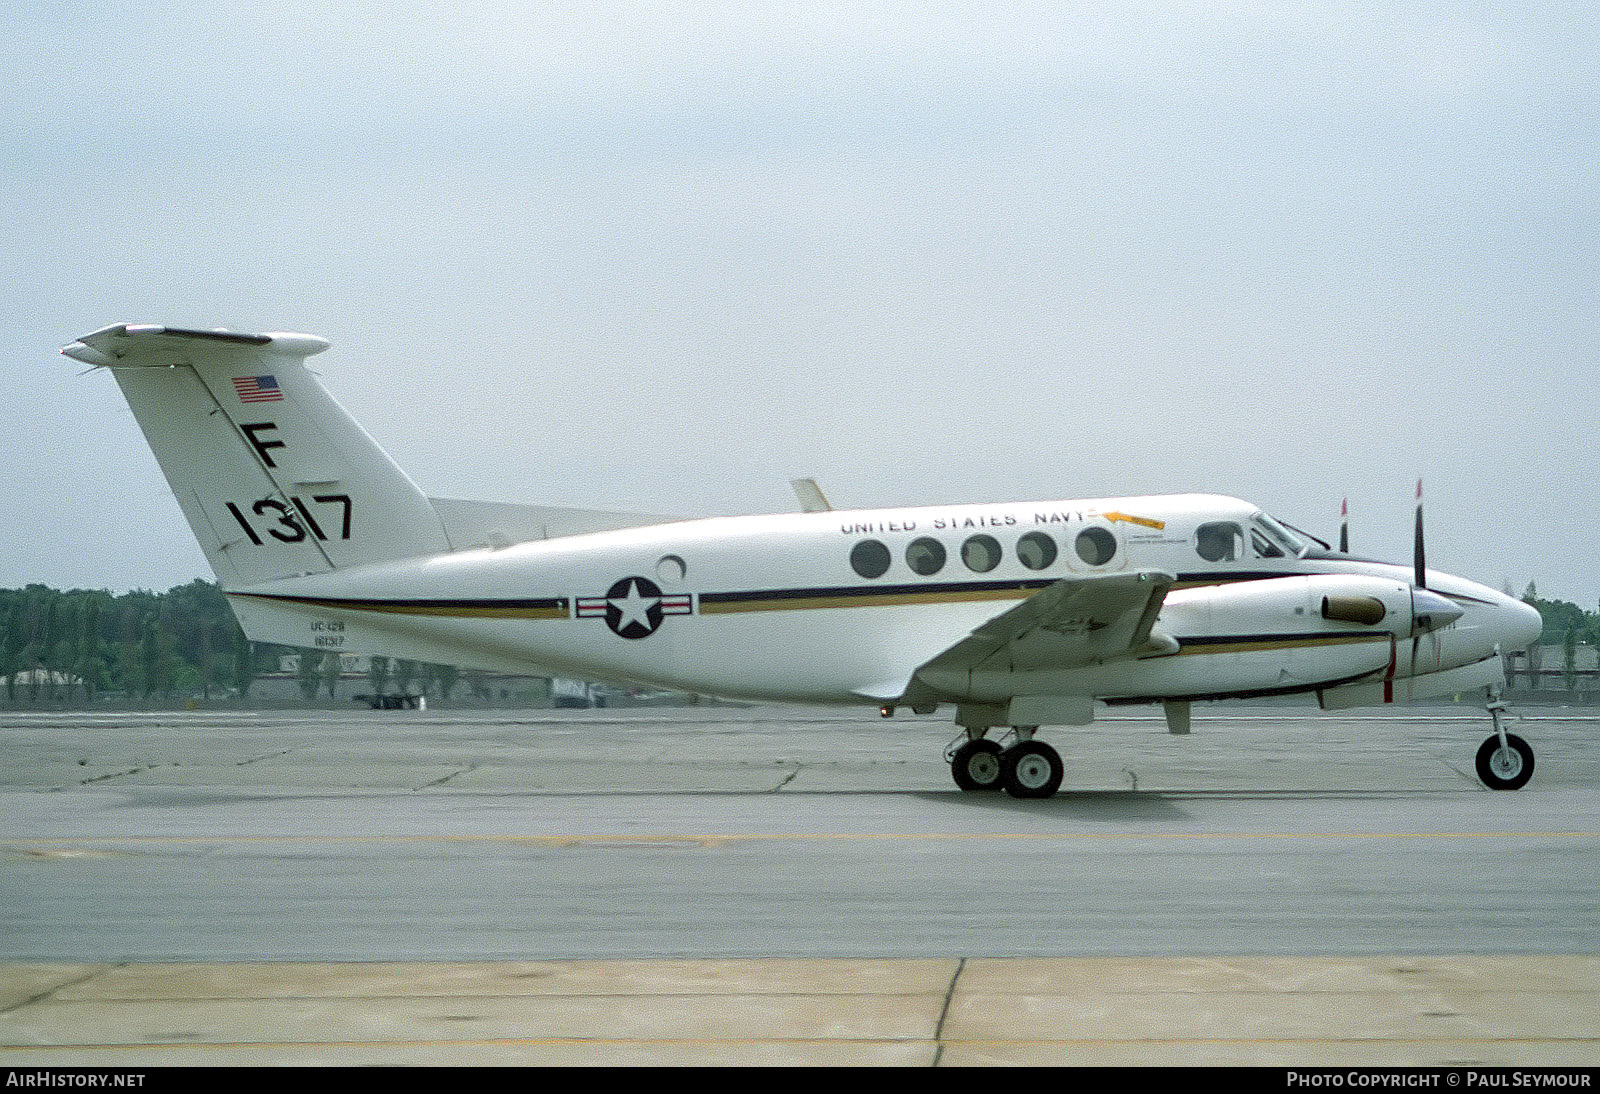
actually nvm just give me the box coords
[946,728,1063,799]
[1475,689,1535,791]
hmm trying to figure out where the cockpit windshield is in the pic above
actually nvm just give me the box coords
[1252,513,1308,559]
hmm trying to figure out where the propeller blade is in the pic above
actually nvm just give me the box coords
[1339,497,1349,553]
[1413,479,1426,589]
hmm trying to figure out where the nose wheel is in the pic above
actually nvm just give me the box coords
[1475,691,1534,790]
[1476,732,1534,790]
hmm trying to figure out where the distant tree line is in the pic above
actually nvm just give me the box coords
[1519,583,1600,690]
[290,651,463,703]
[1520,583,1600,648]
[0,580,250,702]
[0,581,470,704]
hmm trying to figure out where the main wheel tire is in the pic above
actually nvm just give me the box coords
[1476,733,1534,791]
[1001,740,1063,799]
[950,739,1004,792]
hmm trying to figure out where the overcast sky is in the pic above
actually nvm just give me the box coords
[3,2,1596,605]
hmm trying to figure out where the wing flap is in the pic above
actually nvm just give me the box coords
[914,570,1176,694]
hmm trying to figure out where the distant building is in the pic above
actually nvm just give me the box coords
[0,668,85,690]
[278,653,371,674]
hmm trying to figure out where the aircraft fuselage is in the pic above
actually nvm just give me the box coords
[226,492,1540,716]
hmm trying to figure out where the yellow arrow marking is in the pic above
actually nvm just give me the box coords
[1102,511,1166,530]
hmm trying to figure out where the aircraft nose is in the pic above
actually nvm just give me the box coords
[1504,596,1544,653]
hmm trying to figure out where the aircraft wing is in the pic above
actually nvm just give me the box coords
[907,570,1176,699]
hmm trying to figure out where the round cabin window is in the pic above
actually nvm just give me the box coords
[1075,527,1117,566]
[850,539,892,579]
[961,534,1002,573]
[905,537,947,576]
[1016,531,1058,571]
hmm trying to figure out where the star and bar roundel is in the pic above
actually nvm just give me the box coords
[577,576,693,639]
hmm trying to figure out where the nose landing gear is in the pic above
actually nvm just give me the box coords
[1475,689,1535,791]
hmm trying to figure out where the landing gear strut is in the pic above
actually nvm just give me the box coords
[1475,688,1534,791]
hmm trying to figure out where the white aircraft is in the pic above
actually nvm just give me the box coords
[65,323,1546,797]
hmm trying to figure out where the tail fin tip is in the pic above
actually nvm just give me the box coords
[63,324,329,367]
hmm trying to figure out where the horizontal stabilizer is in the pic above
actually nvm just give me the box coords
[63,324,330,366]
[429,497,682,549]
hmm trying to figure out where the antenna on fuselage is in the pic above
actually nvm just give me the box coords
[792,478,833,513]
[1339,497,1349,554]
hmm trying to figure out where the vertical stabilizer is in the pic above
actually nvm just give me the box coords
[64,324,450,587]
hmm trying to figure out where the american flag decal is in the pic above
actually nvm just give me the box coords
[232,375,283,403]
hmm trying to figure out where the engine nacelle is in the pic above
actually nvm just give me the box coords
[1135,574,1434,694]
[1160,573,1458,643]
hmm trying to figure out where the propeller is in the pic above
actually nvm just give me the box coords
[1337,483,1459,696]
[1410,480,1432,683]
[1408,480,1461,689]
[1413,479,1426,590]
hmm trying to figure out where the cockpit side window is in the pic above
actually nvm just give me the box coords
[1253,513,1308,558]
[1250,528,1284,558]
[1195,521,1244,562]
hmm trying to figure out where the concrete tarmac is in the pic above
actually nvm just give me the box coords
[2,703,1598,1066]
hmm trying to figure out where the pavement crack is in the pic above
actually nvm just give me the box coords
[769,766,801,792]
[932,957,966,1067]
[78,764,175,786]
[236,749,292,766]
[414,764,478,791]
[0,962,126,1015]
